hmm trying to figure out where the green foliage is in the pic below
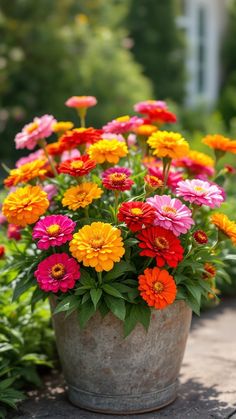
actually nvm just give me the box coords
[127,0,185,102]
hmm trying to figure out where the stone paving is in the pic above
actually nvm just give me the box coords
[9,298,236,419]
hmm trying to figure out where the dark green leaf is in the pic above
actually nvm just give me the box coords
[103,261,136,282]
[102,284,123,298]
[104,295,126,321]
[53,296,78,314]
[90,288,102,309]
[78,299,96,328]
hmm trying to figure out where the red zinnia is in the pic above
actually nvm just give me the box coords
[102,167,134,191]
[144,174,163,189]
[137,226,184,268]
[193,230,208,244]
[58,155,96,177]
[59,128,103,151]
[145,108,177,124]
[118,201,155,232]
[0,245,5,259]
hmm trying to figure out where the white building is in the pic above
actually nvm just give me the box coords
[177,0,229,107]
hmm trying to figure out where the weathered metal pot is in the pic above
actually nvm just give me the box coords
[51,299,192,414]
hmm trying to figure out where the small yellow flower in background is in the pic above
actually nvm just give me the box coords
[52,121,74,134]
[202,134,236,154]
[70,222,125,272]
[211,213,236,245]
[88,139,128,164]
[2,185,49,227]
[187,150,215,168]
[147,131,189,159]
[4,159,47,188]
[134,124,157,137]
[62,182,103,210]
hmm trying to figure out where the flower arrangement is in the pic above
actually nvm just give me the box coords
[1,97,236,336]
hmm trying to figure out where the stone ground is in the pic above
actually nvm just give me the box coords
[8,298,236,419]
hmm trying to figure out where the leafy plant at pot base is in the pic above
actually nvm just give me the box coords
[1,97,236,340]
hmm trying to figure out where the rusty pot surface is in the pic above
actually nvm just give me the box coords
[51,300,192,414]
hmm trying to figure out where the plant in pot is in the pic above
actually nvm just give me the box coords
[1,97,236,414]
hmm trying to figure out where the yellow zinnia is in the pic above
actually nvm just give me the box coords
[187,150,215,168]
[52,121,74,134]
[62,182,103,210]
[2,185,49,227]
[202,134,236,154]
[211,213,236,245]
[4,159,47,188]
[88,139,128,164]
[147,131,189,159]
[70,222,125,272]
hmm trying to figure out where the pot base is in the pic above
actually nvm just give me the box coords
[67,379,178,415]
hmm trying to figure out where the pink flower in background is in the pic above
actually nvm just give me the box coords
[176,179,224,208]
[147,194,194,236]
[15,115,56,150]
[33,215,75,250]
[127,133,137,146]
[102,167,134,191]
[174,157,214,177]
[103,115,143,134]
[0,212,7,225]
[60,149,81,162]
[34,253,80,293]
[65,96,97,108]
[16,149,45,167]
[101,133,126,142]
[134,100,167,114]
[146,161,184,191]
[7,224,21,241]
[43,184,58,201]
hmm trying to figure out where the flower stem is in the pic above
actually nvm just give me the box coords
[39,139,58,177]
[161,157,172,194]
[78,108,86,128]
[97,271,102,286]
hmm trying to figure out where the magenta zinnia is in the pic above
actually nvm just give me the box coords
[147,194,194,236]
[176,179,224,208]
[102,167,134,191]
[34,253,80,293]
[33,215,76,250]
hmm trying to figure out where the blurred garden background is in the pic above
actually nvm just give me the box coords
[0,0,236,416]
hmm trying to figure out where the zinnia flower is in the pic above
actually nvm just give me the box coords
[144,175,163,189]
[43,184,58,201]
[176,179,224,208]
[33,215,76,250]
[0,245,5,259]
[193,230,208,244]
[202,134,236,154]
[62,183,103,210]
[88,139,128,164]
[138,267,177,309]
[103,115,143,134]
[7,224,21,241]
[2,185,49,227]
[16,149,45,168]
[60,149,81,162]
[134,100,167,114]
[15,114,56,150]
[147,131,189,159]
[137,226,184,268]
[34,253,80,293]
[211,213,236,245]
[4,159,47,188]
[203,263,216,279]
[59,128,103,151]
[174,150,215,177]
[58,155,96,177]
[102,167,134,191]
[52,121,74,134]
[46,141,65,156]
[70,222,125,272]
[147,194,194,236]
[65,96,97,108]
[146,161,184,191]
[134,124,157,137]
[118,201,155,232]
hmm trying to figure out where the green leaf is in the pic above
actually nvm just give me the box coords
[124,238,139,247]
[103,261,136,282]
[102,284,123,298]
[185,293,200,316]
[185,283,202,305]
[0,377,16,391]
[104,295,126,321]
[78,299,96,328]
[53,296,78,314]
[111,283,134,293]
[81,292,90,304]
[90,288,102,309]
[12,278,33,301]
[124,304,151,337]
[98,301,109,318]
[79,269,94,286]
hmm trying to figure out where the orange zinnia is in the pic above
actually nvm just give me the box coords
[4,159,47,188]
[147,131,189,159]
[62,182,103,210]
[138,266,177,309]
[202,134,236,154]
[134,124,157,137]
[211,213,236,245]
[2,185,49,227]
[58,155,96,177]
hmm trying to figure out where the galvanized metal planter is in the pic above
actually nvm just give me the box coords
[51,300,192,414]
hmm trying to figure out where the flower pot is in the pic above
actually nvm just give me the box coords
[51,300,192,414]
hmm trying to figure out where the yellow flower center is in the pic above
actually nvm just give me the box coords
[153,281,164,293]
[77,192,87,201]
[194,186,205,192]
[116,115,130,122]
[155,236,169,250]
[26,122,39,134]
[51,263,65,279]
[109,173,126,184]
[90,238,104,250]
[162,205,177,214]
[46,224,61,236]
[130,207,143,216]
[71,161,84,169]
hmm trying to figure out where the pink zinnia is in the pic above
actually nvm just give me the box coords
[103,115,143,134]
[15,115,56,150]
[147,194,194,236]
[102,167,134,191]
[34,253,80,293]
[176,179,224,208]
[43,184,58,201]
[65,96,97,108]
[174,157,214,177]
[7,224,21,241]
[134,100,167,114]
[147,161,184,191]
[16,149,45,167]
[61,149,81,162]
[33,215,76,250]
